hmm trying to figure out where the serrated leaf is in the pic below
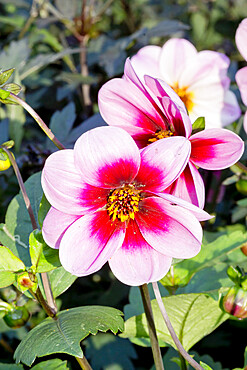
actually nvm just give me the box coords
[31,358,69,369]
[29,230,60,273]
[192,117,205,134]
[121,293,228,351]
[14,306,124,366]
[0,39,30,72]
[0,245,25,272]
[0,271,16,288]
[0,172,43,267]
[3,83,22,95]
[0,88,10,100]
[0,68,15,85]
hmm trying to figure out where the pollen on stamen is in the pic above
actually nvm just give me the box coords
[107,184,141,222]
[148,129,174,143]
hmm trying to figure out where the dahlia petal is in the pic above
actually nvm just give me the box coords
[136,196,202,259]
[159,38,197,85]
[144,76,192,137]
[74,126,140,188]
[220,91,241,126]
[155,192,212,221]
[190,128,244,170]
[236,67,247,106]
[164,162,205,208]
[42,149,108,215]
[244,112,247,135]
[42,207,80,249]
[109,220,172,286]
[130,45,162,83]
[98,75,166,135]
[135,136,191,192]
[236,18,247,61]
[59,210,126,276]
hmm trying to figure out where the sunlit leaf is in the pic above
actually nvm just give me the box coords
[14,306,124,366]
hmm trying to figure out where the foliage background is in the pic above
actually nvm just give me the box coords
[1,0,247,369]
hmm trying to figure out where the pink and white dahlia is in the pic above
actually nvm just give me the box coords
[235,18,247,133]
[41,126,209,286]
[130,38,241,129]
[98,59,244,208]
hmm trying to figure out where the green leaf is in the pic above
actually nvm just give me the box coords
[0,363,24,370]
[38,194,50,228]
[29,230,61,273]
[121,293,228,351]
[47,266,77,298]
[0,39,30,72]
[0,245,25,272]
[0,88,10,100]
[200,362,213,370]
[46,102,76,150]
[0,172,43,267]
[31,358,69,369]
[161,230,247,289]
[0,68,15,85]
[14,306,124,366]
[0,271,16,288]
[3,83,22,95]
[192,117,205,134]
[1,140,15,149]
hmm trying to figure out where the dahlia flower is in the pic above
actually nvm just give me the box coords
[41,126,209,286]
[235,18,247,133]
[98,59,244,208]
[130,38,241,129]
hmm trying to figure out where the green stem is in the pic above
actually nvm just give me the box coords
[1,147,57,317]
[33,287,57,318]
[9,93,65,150]
[152,282,203,370]
[179,353,188,370]
[76,356,93,370]
[235,161,247,175]
[139,284,164,370]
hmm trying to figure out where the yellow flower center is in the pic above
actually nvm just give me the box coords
[171,83,194,113]
[107,184,141,222]
[148,129,174,144]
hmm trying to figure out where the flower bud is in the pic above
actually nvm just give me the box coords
[16,272,37,293]
[0,150,11,171]
[236,179,247,195]
[222,286,247,319]
[3,306,30,328]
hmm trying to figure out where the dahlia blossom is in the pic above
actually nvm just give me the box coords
[235,18,247,133]
[130,38,241,129]
[41,126,209,286]
[98,59,244,208]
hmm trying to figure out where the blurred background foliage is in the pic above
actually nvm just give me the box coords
[1,0,247,369]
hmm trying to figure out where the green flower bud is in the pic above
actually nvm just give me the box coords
[3,305,30,328]
[222,286,247,319]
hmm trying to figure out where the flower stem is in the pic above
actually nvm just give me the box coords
[152,282,203,370]
[1,147,57,317]
[9,93,65,150]
[139,284,164,370]
[76,356,93,370]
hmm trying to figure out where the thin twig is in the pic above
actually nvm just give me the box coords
[1,148,57,318]
[139,284,164,370]
[152,282,204,370]
[9,93,65,150]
